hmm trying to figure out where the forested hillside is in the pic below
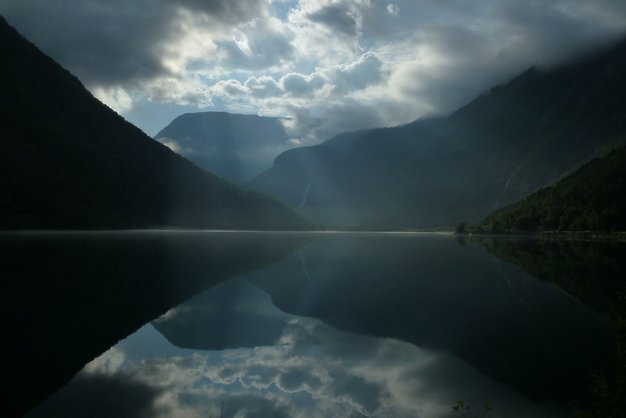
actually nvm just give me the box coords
[474,147,626,233]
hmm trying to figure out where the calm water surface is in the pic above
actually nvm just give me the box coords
[5,232,622,418]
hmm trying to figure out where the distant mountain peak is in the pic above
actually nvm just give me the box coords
[154,111,293,184]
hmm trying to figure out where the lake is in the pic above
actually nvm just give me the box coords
[3,231,623,418]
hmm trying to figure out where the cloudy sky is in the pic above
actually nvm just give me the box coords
[2,0,626,142]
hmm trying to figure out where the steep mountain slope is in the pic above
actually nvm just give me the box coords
[476,147,626,233]
[155,112,292,183]
[249,40,626,228]
[1,232,309,417]
[0,17,310,230]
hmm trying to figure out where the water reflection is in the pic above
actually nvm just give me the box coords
[480,237,626,314]
[152,277,287,350]
[23,233,621,417]
[28,279,567,418]
[247,235,612,402]
[1,231,308,417]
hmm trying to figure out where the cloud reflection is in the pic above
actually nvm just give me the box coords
[29,279,569,418]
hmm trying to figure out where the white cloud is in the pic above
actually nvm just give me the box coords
[158,137,201,156]
[83,346,127,375]
[92,86,133,113]
[245,75,283,98]
[387,3,400,16]
[212,79,249,97]
[322,52,384,94]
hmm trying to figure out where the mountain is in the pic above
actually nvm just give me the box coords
[0,17,310,230]
[1,232,309,417]
[248,40,626,229]
[474,147,626,233]
[155,112,293,184]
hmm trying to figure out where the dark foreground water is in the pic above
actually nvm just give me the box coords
[3,232,624,418]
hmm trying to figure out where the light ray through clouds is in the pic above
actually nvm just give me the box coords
[1,0,625,138]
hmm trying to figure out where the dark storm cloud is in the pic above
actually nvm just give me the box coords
[490,0,626,66]
[175,0,267,24]
[393,24,514,113]
[306,3,359,36]
[0,0,266,87]
[0,0,171,86]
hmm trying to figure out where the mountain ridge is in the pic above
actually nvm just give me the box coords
[248,38,626,228]
[0,16,311,230]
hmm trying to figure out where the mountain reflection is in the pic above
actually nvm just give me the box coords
[479,237,626,315]
[2,231,308,418]
[28,280,569,418]
[24,233,621,418]
[152,277,287,350]
[246,234,612,402]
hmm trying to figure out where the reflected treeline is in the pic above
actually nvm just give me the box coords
[480,237,626,315]
[479,237,626,417]
[0,231,308,418]
[244,234,613,404]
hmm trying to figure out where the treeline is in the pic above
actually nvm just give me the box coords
[464,147,626,233]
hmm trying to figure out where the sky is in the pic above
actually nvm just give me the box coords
[2,0,626,142]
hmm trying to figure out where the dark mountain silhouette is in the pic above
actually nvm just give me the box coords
[245,234,612,403]
[154,112,293,184]
[1,231,309,417]
[479,237,626,314]
[152,278,287,351]
[249,40,626,229]
[0,17,310,230]
[476,146,626,233]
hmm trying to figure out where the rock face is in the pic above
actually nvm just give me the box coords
[249,40,626,229]
[0,16,310,230]
[155,112,292,184]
